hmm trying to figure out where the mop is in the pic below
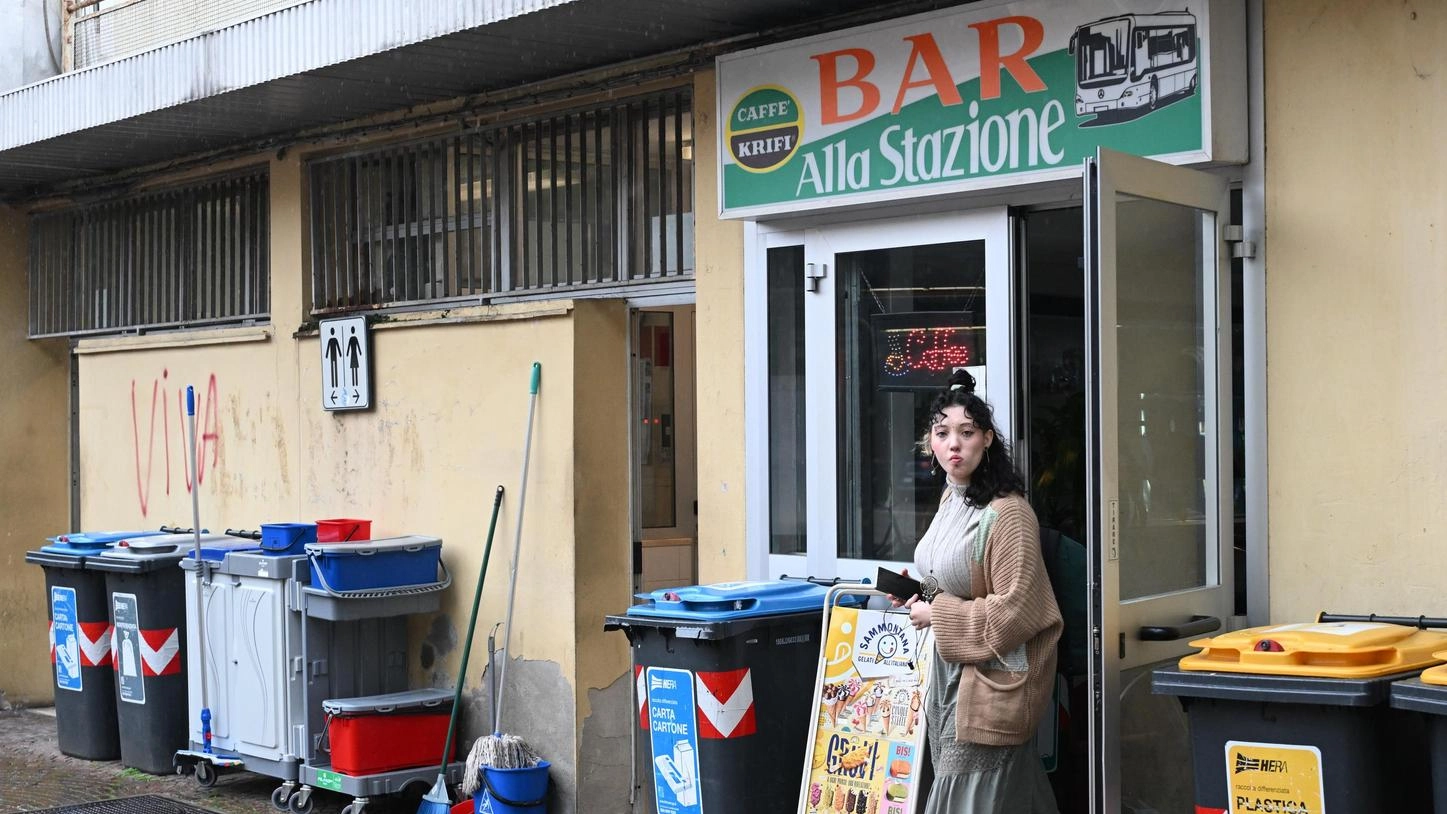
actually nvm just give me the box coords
[461,362,544,798]
[418,484,508,814]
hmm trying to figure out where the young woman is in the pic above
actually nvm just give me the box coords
[899,368,1062,814]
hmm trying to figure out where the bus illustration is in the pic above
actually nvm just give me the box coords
[1069,10,1198,122]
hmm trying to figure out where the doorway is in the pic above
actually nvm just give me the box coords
[1018,206,1091,812]
[631,305,698,593]
[745,169,1249,811]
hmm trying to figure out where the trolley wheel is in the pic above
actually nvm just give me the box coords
[288,787,314,814]
[194,760,218,788]
[271,786,291,811]
[339,804,365,814]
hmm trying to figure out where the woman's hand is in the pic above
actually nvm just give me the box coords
[905,595,932,629]
[887,568,913,607]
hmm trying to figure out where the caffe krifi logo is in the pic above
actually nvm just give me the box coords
[727,86,804,173]
[858,620,913,666]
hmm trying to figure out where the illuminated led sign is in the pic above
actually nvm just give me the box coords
[871,312,982,391]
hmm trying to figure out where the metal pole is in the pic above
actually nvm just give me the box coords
[186,385,212,753]
[494,363,539,731]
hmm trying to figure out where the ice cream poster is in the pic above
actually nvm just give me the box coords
[799,605,931,814]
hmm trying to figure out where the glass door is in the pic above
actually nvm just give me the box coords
[1084,148,1233,813]
[760,209,1012,581]
[632,306,698,593]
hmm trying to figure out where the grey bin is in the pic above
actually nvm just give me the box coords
[23,531,167,761]
[87,534,194,774]
[1390,677,1447,814]
[1154,668,1432,814]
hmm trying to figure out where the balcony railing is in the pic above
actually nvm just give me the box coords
[62,0,311,70]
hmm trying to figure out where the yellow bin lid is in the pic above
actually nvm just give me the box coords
[1421,652,1447,686]
[1178,622,1447,678]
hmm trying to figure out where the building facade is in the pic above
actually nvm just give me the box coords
[0,1,1443,812]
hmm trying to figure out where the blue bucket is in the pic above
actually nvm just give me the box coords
[260,522,317,556]
[474,760,550,814]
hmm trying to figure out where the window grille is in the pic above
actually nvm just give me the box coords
[308,88,693,314]
[29,170,270,338]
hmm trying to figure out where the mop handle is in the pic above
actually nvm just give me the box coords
[185,387,211,751]
[495,362,540,730]
[435,485,505,779]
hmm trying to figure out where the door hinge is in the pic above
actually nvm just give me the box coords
[1223,224,1256,259]
[805,262,828,293]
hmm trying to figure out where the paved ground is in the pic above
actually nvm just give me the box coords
[0,709,459,814]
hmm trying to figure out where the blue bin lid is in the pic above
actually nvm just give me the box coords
[39,530,165,556]
[625,580,833,621]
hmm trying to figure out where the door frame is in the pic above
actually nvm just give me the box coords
[744,208,1013,582]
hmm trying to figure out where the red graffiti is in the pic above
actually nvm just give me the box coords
[130,369,221,517]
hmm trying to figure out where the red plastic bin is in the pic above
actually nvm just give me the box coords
[322,689,454,776]
[316,518,371,543]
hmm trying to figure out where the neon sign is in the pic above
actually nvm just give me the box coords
[871,312,982,391]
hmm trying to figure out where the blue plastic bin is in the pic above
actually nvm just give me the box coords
[259,522,317,556]
[305,536,443,592]
[475,760,551,814]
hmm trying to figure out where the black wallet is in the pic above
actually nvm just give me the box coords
[875,567,923,600]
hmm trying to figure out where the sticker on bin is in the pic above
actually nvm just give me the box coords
[626,580,833,621]
[112,593,145,705]
[646,666,703,814]
[1224,741,1324,814]
[1179,621,1447,678]
[635,665,759,737]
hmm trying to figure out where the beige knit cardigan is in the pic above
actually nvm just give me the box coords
[929,492,1063,746]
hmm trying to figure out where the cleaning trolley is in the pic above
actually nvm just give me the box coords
[291,535,465,814]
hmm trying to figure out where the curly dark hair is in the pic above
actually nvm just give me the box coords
[920,368,1027,506]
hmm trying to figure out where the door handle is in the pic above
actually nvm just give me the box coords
[1138,615,1221,641]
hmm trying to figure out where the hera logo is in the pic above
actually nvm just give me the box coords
[1235,753,1288,774]
[727,86,804,173]
[650,675,677,691]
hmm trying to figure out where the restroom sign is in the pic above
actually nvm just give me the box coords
[321,316,371,411]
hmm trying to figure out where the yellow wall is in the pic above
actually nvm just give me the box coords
[72,156,633,807]
[0,205,70,706]
[1265,3,1447,621]
[693,68,749,583]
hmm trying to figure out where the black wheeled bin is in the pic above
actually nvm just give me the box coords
[1154,621,1447,814]
[606,581,835,814]
[24,530,164,760]
[88,534,192,774]
[1390,656,1447,814]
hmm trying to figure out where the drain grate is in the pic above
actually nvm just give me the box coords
[27,795,223,814]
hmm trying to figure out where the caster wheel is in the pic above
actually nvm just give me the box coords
[271,786,291,811]
[194,761,217,788]
[340,805,364,814]
[288,788,314,814]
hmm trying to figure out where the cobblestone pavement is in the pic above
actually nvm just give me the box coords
[0,709,458,814]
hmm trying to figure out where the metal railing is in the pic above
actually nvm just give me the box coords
[65,0,310,70]
[29,169,270,338]
[308,88,694,314]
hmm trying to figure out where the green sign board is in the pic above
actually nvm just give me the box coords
[718,0,1236,217]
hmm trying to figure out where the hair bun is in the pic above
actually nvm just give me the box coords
[947,368,976,394]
